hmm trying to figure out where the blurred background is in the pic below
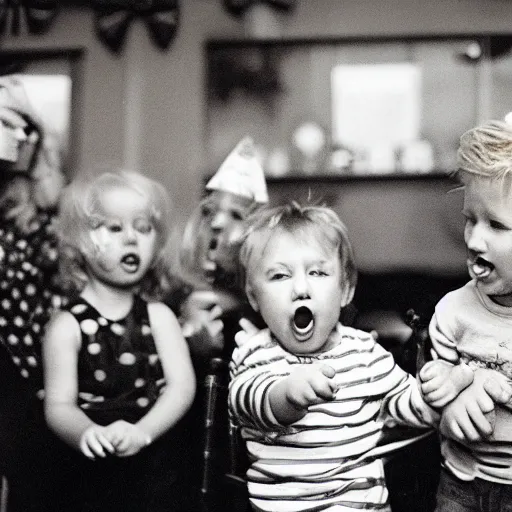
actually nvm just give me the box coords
[4,0,512,340]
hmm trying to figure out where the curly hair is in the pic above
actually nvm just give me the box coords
[239,201,357,308]
[57,168,174,300]
[457,120,512,181]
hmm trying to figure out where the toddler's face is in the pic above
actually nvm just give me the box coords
[463,177,512,305]
[85,186,158,289]
[246,230,344,354]
[196,190,253,283]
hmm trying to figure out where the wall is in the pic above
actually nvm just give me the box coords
[3,0,512,272]
[2,2,244,229]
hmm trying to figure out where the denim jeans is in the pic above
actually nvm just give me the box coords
[436,467,512,512]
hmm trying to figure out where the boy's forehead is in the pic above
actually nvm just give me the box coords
[465,174,512,192]
[259,228,334,260]
[463,175,512,210]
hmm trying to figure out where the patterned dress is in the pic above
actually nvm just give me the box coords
[0,211,64,509]
[45,295,194,512]
[66,295,166,425]
[0,211,61,396]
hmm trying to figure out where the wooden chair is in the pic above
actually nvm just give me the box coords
[383,307,440,512]
[0,476,7,512]
[200,357,250,512]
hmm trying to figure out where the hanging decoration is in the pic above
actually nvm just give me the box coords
[0,0,59,36]
[222,0,295,17]
[91,0,180,53]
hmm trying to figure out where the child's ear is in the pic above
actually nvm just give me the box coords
[339,282,355,310]
[245,283,259,312]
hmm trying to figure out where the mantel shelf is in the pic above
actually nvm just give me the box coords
[204,172,456,185]
[263,172,454,184]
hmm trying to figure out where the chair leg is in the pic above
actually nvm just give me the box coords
[1,475,8,512]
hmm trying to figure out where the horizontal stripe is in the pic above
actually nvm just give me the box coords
[229,325,437,510]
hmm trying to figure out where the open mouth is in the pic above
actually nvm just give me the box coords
[469,256,494,280]
[292,306,314,341]
[121,253,140,273]
[202,238,218,279]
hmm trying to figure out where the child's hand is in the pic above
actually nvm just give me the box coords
[181,290,224,355]
[420,360,473,408]
[103,420,152,457]
[284,364,337,412]
[79,425,115,460]
[235,318,260,348]
[439,368,512,442]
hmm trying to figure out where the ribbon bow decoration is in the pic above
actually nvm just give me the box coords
[0,0,58,36]
[223,0,296,17]
[92,0,180,53]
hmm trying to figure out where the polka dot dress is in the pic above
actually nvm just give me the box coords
[0,212,62,395]
[66,295,166,425]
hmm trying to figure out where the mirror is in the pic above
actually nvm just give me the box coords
[205,35,512,178]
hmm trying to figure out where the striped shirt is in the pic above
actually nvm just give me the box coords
[229,323,438,512]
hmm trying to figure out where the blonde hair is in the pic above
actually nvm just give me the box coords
[457,120,512,182]
[57,168,174,300]
[239,201,357,307]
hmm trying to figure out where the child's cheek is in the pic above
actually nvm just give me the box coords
[228,225,243,245]
[89,227,116,271]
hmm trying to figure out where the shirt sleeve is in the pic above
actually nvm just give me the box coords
[229,342,286,432]
[376,342,440,429]
[429,295,460,364]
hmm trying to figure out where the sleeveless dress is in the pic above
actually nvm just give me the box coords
[24,295,196,512]
[70,295,165,426]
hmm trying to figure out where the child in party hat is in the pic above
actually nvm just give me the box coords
[176,136,268,360]
[168,136,268,511]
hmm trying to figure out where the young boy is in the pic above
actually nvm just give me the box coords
[228,201,439,512]
[419,119,512,511]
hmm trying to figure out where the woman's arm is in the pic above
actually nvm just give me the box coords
[137,302,196,442]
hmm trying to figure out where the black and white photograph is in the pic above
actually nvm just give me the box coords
[2,2,512,511]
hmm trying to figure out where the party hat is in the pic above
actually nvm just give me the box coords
[206,136,268,204]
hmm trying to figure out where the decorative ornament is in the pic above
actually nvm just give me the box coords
[222,0,295,17]
[0,0,58,36]
[91,0,180,53]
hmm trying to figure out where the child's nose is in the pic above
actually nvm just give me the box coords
[123,226,137,244]
[465,224,487,253]
[210,211,229,231]
[292,273,310,300]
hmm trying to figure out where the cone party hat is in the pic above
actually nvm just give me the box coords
[206,136,268,204]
